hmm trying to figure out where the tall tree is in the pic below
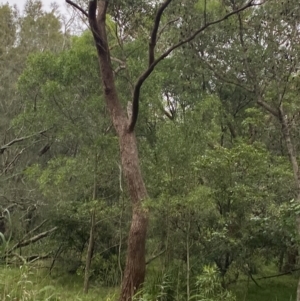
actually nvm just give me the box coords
[66,0,261,300]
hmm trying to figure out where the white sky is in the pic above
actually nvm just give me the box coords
[2,0,68,13]
[2,0,88,34]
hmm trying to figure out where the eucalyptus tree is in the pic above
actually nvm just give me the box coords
[64,0,264,300]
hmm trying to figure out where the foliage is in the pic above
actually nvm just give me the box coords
[1,0,300,300]
[194,265,236,301]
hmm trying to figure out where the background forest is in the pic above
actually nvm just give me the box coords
[1,0,300,300]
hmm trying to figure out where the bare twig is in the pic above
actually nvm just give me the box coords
[27,253,52,263]
[204,0,207,25]
[2,148,25,174]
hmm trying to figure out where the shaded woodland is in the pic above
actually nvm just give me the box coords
[1,0,300,300]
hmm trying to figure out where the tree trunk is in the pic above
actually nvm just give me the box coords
[118,130,149,301]
[84,209,96,294]
[278,105,300,301]
[119,203,148,300]
[86,2,149,300]
[283,244,298,273]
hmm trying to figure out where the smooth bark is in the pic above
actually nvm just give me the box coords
[88,2,149,300]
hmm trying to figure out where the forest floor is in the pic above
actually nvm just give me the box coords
[0,264,297,300]
[233,264,297,301]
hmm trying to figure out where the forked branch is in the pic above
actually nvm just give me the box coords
[130,0,256,132]
[129,0,172,132]
[149,0,173,66]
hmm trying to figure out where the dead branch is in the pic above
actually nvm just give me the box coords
[10,252,52,264]
[11,252,26,264]
[23,219,49,240]
[146,249,166,265]
[27,253,52,263]
[0,130,48,154]
[7,227,57,255]
[2,148,25,174]
[111,56,126,65]
[256,268,300,280]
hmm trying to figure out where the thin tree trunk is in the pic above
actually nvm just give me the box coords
[279,106,300,192]
[84,209,96,294]
[118,164,124,282]
[84,153,98,293]
[278,105,300,301]
[186,216,191,301]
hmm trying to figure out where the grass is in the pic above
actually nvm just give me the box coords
[0,265,117,301]
[233,265,297,301]
[0,263,298,300]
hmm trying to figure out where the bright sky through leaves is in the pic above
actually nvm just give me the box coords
[3,0,67,12]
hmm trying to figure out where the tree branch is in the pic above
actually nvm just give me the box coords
[2,148,24,174]
[257,268,300,280]
[157,18,180,42]
[65,0,88,18]
[128,0,172,132]
[0,130,48,154]
[149,0,172,66]
[23,219,49,241]
[146,249,166,265]
[257,97,279,118]
[129,0,256,132]
[201,59,253,92]
[10,252,52,264]
[88,0,101,51]
[7,227,57,254]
